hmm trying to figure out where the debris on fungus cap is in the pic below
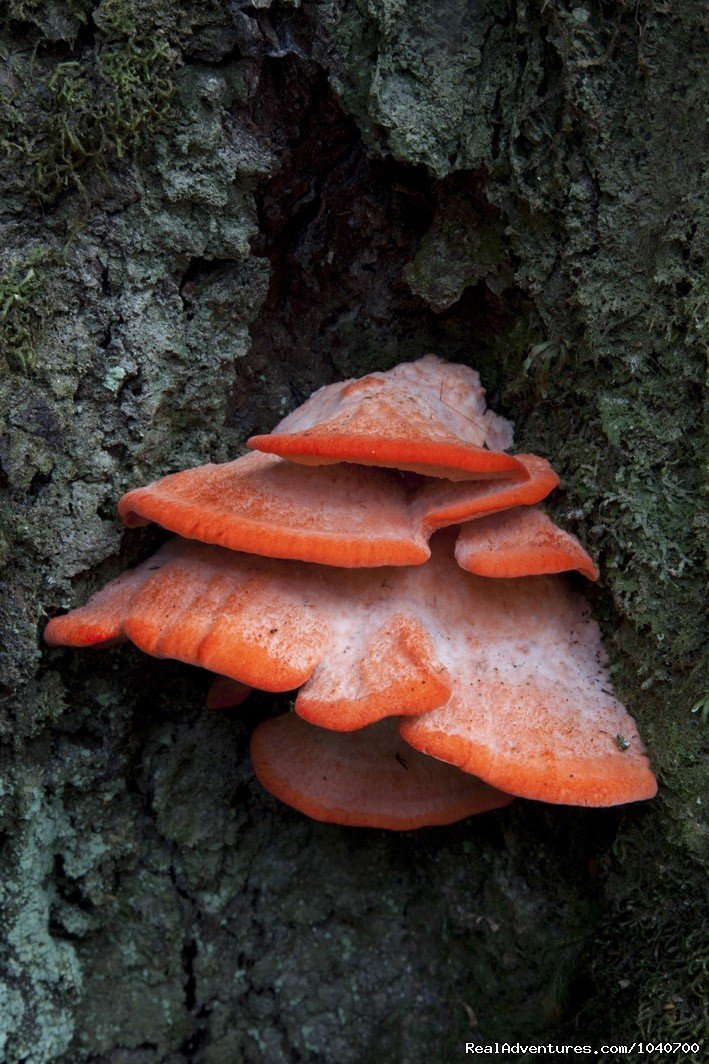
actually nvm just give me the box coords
[44,537,453,731]
[454,506,599,580]
[118,451,431,568]
[206,676,252,709]
[250,713,513,830]
[248,355,527,481]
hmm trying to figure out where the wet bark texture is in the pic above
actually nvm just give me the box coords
[0,2,706,1061]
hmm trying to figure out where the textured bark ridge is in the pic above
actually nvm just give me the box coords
[0,2,706,1061]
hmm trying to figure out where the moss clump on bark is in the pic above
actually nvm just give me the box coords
[1,1,177,205]
[0,252,52,373]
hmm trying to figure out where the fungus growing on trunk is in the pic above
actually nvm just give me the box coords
[118,451,432,568]
[44,537,453,730]
[116,451,559,569]
[45,532,655,806]
[416,453,559,528]
[44,355,656,826]
[248,355,525,481]
[250,714,513,829]
[454,506,599,580]
[398,565,654,807]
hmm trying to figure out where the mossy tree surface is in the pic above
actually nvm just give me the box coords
[0,1,706,1061]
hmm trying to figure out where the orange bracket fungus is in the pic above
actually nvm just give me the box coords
[45,536,453,731]
[116,451,558,570]
[248,354,525,480]
[416,452,559,530]
[251,715,513,830]
[45,355,657,827]
[454,505,600,581]
[119,451,432,568]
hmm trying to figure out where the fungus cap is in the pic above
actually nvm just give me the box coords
[398,565,656,807]
[248,355,526,481]
[45,535,655,806]
[118,451,431,568]
[206,676,252,709]
[250,713,513,829]
[417,453,559,531]
[454,506,599,580]
[117,450,560,569]
[44,537,453,731]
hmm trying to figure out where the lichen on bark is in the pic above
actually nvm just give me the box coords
[1,1,706,1061]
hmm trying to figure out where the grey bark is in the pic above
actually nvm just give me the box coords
[0,2,706,1061]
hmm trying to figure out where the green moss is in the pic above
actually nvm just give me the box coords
[587,819,708,1057]
[0,255,48,373]
[520,339,573,400]
[5,1,92,40]
[0,2,177,205]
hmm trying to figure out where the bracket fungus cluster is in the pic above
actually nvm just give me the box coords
[45,356,657,829]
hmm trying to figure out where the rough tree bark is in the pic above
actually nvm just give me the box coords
[0,2,706,1061]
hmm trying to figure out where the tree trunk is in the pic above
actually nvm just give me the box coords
[1,2,705,1060]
